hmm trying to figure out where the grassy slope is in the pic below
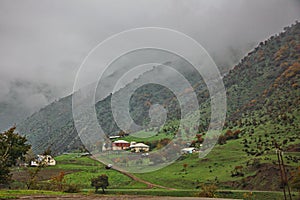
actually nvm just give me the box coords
[7,153,295,200]
[134,139,300,188]
[134,139,247,188]
[51,153,147,189]
[12,21,299,200]
[0,190,65,199]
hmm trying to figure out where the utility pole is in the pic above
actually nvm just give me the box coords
[279,150,293,200]
[276,148,292,200]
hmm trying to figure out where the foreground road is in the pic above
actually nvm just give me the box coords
[17,194,240,200]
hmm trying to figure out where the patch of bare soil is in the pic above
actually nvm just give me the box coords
[16,194,238,200]
[285,144,300,152]
[11,168,79,182]
[222,163,295,191]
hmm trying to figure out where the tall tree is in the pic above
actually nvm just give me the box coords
[0,126,31,184]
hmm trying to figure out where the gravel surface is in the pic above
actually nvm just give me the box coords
[16,194,240,200]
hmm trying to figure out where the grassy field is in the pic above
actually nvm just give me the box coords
[0,190,65,199]
[5,150,299,200]
[132,138,299,189]
[8,122,300,199]
[132,139,248,189]
[50,153,148,189]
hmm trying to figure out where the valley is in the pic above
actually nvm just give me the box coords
[1,16,300,200]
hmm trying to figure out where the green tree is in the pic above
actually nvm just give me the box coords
[0,126,31,184]
[91,174,109,193]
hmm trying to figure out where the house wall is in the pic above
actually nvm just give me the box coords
[132,147,149,152]
[112,143,130,150]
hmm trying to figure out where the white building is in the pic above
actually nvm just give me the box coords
[181,147,196,154]
[30,155,56,166]
[130,142,150,152]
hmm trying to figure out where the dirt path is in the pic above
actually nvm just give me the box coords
[89,156,176,190]
[17,194,240,200]
[111,166,176,190]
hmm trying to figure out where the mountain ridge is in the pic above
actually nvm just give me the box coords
[17,21,300,155]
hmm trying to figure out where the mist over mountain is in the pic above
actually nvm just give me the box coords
[1,0,300,131]
[17,22,300,155]
[0,80,59,130]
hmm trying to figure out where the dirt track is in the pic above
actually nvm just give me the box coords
[17,194,240,200]
[111,166,176,190]
[89,156,176,190]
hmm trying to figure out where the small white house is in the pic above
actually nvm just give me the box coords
[30,155,56,166]
[130,142,150,152]
[181,147,196,154]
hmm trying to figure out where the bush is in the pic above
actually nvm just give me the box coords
[91,174,109,193]
[9,181,26,189]
[197,183,218,198]
[218,135,227,145]
[63,184,81,193]
[50,171,66,191]
[30,182,52,190]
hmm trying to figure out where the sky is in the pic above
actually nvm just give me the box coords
[0,0,299,130]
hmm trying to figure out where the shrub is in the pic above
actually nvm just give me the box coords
[218,135,227,145]
[91,174,109,193]
[50,171,66,191]
[63,184,81,193]
[197,183,218,198]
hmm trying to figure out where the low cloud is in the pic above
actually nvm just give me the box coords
[0,0,299,130]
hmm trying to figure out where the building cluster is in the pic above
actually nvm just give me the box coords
[103,136,198,155]
[103,139,150,152]
[30,154,56,166]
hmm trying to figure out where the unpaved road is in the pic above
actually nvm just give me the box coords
[89,156,176,190]
[16,194,240,200]
[111,166,176,190]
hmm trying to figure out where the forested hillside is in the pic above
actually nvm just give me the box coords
[18,22,299,156]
